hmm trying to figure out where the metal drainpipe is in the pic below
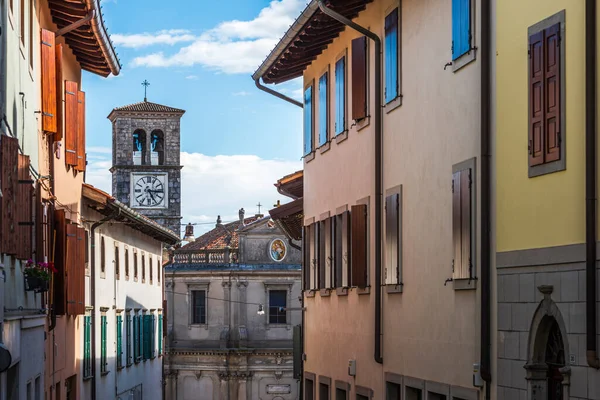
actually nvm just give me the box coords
[254,77,303,108]
[585,0,600,370]
[317,0,384,365]
[90,210,119,400]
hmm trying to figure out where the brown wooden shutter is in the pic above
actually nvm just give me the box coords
[351,204,367,288]
[318,220,326,289]
[342,210,351,286]
[76,91,86,171]
[55,44,64,141]
[385,193,399,284]
[334,214,342,287]
[1,136,19,254]
[41,29,57,134]
[75,227,86,315]
[162,299,168,337]
[460,169,472,279]
[303,226,310,290]
[54,209,67,315]
[64,81,79,167]
[35,183,44,261]
[16,155,33,260]
[329,217,335,287]
[352,36,368,121]
[544,23,561,163]
[529,31,544,166]
[65,223,84,315]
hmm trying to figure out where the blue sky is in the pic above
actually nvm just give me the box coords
[84,0,305,235]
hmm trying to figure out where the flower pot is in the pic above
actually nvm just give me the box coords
[24,275,40,291]
[36,279,49,293]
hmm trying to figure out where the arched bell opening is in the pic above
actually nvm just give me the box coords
[151,130,165,166]
[132,129,147,165]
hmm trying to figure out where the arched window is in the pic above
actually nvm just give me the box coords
[132,129,147,165]
[150,130,165,165]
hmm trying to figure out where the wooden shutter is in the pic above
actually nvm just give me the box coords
[75,227,86,315]
[16,155,33,260]
[529,31,544,166]
[352,36,368,121]
[163,299,168,337]
[334,214,342,287]
[385,193,399,284]
[54,209,67,315]
[329,217,335,287]
[318,220,326,289]
[335,57,346,134]
[385,9,399,103]
[64,81,79,166]
[544,23,561,162]
[41,29,57,133]
[342,210,351,286]
[351,204,367,288]
[303,226,310,290]
[452,0,470,60]
[55,44,64,141]
[1,135,19,254]
[76,91,86,171]
[65,224,85,315]
[452,169,472,279]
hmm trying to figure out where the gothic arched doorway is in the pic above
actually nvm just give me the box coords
[545,319,565,400]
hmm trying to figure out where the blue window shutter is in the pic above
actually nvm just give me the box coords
[452,0,470,60]
[319,73,328,146]
[335,57,346,135]
[385,9,399,103]
[304,86,313,155]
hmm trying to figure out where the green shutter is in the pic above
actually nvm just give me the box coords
[126,313,132,366]
[151,314,156,358]
[133,315,139,363]
[83,316,92,378]
[116,315,123,369]
[100,315,107,373]
[143,315,150,360]
[158,314,163,355]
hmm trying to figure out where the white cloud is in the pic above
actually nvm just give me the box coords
[232,91,251,97]
[87,146,112,154]
[112,29,196,48]
[128,0,304,74]
[85,151,302,236]
[185,75,199,80]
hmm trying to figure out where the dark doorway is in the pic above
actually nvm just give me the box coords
[545,319,565,400]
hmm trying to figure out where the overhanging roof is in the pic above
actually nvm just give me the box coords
[48,0,121,77]
[275,170,303,200]
[252,0,372,84]
[269,198,303,241]
[82,184,179,244]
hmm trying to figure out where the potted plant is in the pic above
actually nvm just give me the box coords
[23,259,56,292]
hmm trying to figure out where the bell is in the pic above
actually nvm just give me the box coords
[182,223,195,242]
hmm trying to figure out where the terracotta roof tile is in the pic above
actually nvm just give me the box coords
[180,216,261,251]
[111,101,185,114]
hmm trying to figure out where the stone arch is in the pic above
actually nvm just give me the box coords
[527,295,569,365]
[151,129,165,165]
[132,129,147,165]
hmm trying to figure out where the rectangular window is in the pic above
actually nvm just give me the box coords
[126,313,132,366]
[528,14,564,175]
[319,72,329,147]
[385,188,402,285]
[336,388,348,400]
[149,256,153,283]
[269,290,287,324]
[318,220,326,289]
[125,248,129,279]
[304,85,313,156]
[305,378,315,400]
[116,314,123,369]
[385,8,399,103]
[452,165,473,280]
[357,396,369,400]
[406,387,423,400]
[352,36,368,119]
[134,251,138,280]
[158,313,163,355]
[351,204,368,288]
[191,290,206,324]
[100,315,107,374]
[100,237,106,274]
[141,254,146,283]
[452,0,471,60]
[335,56,346,135]
[320,383,330,400]
[34,376,40,400]
[157,258,160,282]
[386,382,401,400]
[83,315,92,378]
[115,245,120,280]
[334,211,351,287]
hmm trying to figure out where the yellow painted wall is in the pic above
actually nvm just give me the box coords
[496,1,585,252]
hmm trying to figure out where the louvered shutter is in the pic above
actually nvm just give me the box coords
[17,155,33,260]
[385,193,399,284]
[384,9,399,103]
[351,204,367,288]
[75,227,86,315]
[335,57,346,134]
[65,223,78,315]
[529,31,544,166]
[352,36,368,120]
[318,73,328,146]
[303,86,313,155]
[452,0,470,60]
[1,135,18,254]
[544,23,561,163]
[329,217,335,287]
[76,91,86,171]
[334,214,342,287]
[318,220,326,289]
[64,81,78,166]
[41,29,57,133]
[342,210,351,286]
[162,299,168,337]
[302,226,310,290]
[54,209,67,315]
[460,169,472,279]
[55,44,64,141]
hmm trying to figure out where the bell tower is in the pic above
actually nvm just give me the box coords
[107,98,185,235]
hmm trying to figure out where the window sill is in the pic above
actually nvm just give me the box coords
[529,159,566,178]
[117,366,124,371]
[126,363,132,368]
[268,323,290,329]
[384,96,402,114]
[188,323,208,330]
[357,286,370,295]
[453,278,477,291]
[319,288,332,297]
[385,284,403,294]
[304,151,315,163]
[336,287,349,296]
[100,272,106,279]
[319,142,331,154]
[355,116,371,132]
[101,371,110,377]
[83,376,93,382]
[335,131,349,144]
[305,290,316,298]
[452,49,477,73]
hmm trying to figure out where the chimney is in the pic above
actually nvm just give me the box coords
[239,208,245,229]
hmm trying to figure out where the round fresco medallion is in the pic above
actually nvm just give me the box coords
[269,238,287,262]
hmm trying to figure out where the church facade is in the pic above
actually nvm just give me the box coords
[108,101,185,234]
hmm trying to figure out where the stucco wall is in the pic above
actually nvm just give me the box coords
[301,0,482,397]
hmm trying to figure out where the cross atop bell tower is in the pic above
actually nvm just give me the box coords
[141,79,150,102]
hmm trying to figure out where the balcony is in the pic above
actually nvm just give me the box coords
[172,248,238,265]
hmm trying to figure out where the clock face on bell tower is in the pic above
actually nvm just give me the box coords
[131,173,167,208]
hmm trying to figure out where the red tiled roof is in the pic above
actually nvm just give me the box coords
[110,101,186,114]
[180,216,262,251]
